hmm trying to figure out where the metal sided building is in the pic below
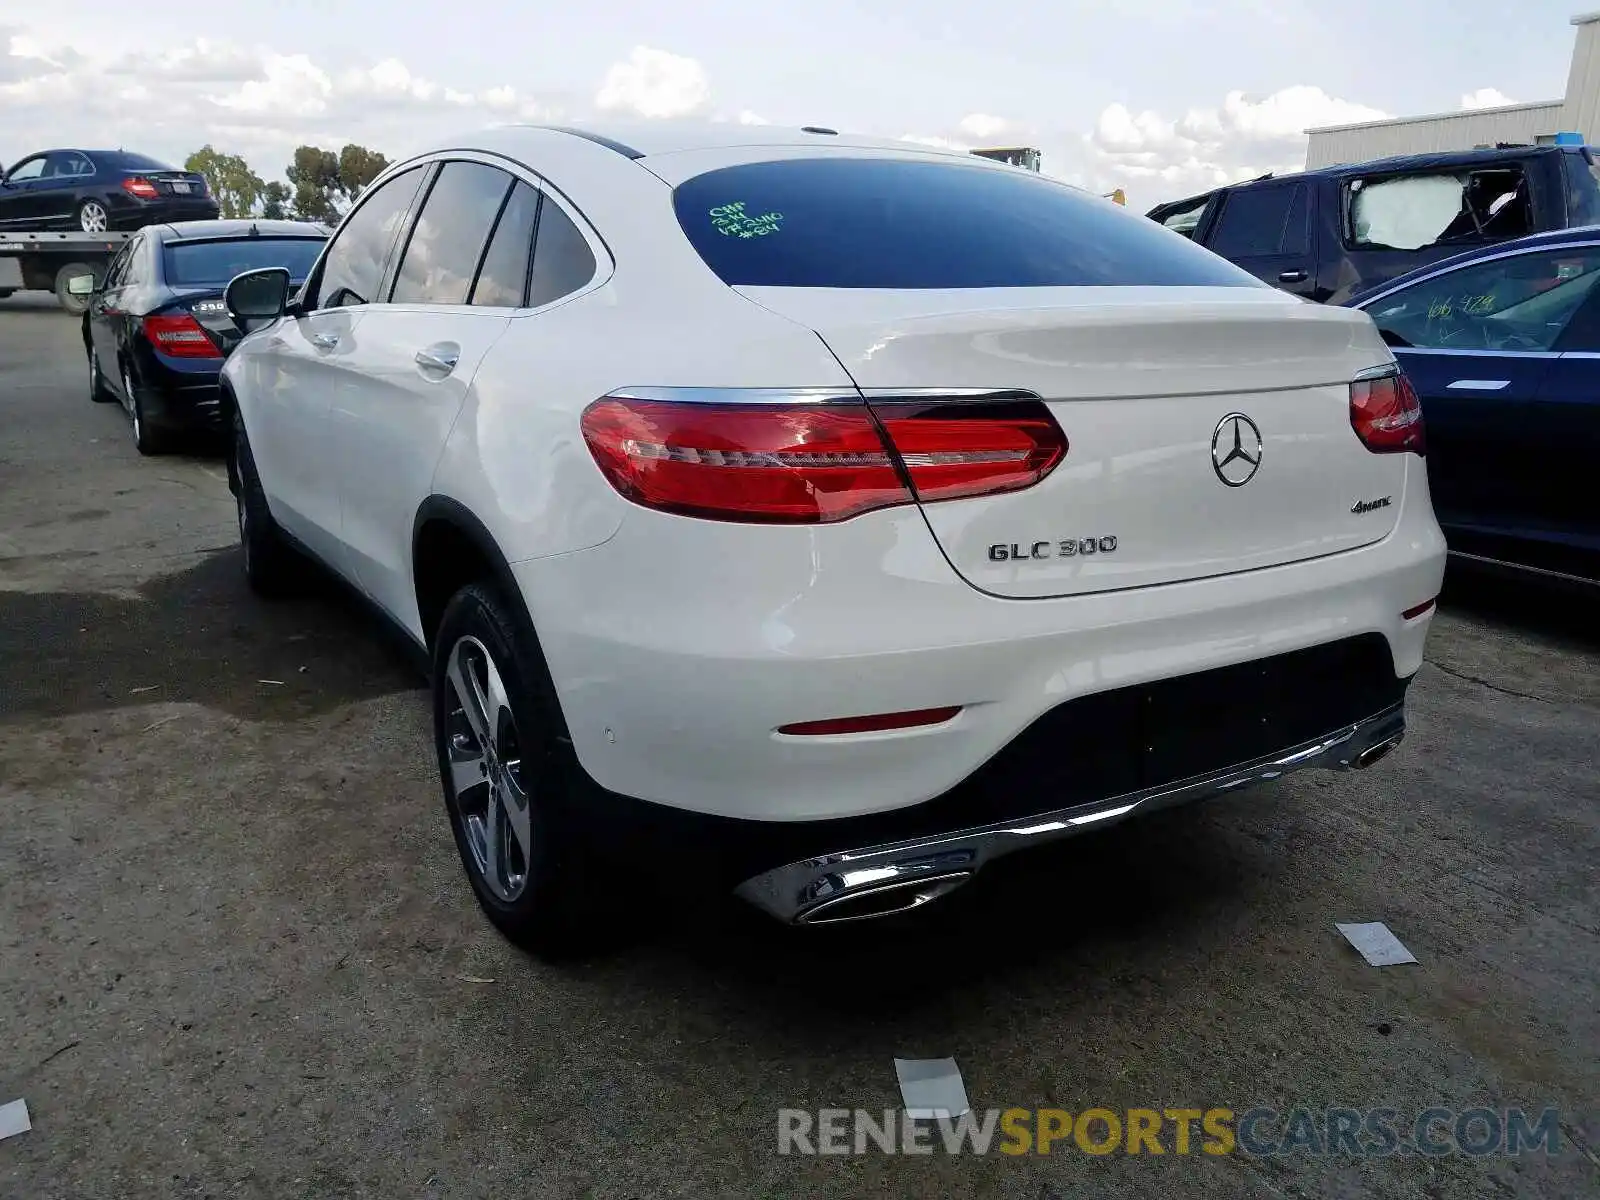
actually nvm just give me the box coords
[1305,12,1600,168]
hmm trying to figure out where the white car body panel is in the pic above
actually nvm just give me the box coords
[221,123,1447,835]
[513,459,1443,820]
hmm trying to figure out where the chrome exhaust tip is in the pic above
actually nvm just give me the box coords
[796,872,973,925]
[1353,732,1404,770]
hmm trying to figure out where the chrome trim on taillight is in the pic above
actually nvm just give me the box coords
[604,386,863,406]
[859,387,1043,403]
[1352,362,1401,381]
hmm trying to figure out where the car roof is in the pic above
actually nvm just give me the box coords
[149,219,332,242]
[424,121,988,165]
[1345,224,1600,305]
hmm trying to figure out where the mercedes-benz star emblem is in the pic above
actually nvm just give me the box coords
[1211,412,1263,487]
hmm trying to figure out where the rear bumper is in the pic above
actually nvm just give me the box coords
[510,457,1447,822]
[738,701,1408,924]
[130,352,223,432]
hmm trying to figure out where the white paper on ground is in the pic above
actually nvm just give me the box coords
[1336,922,1418,966]
[0,1099,31,1141]
[894,1058,970,1120]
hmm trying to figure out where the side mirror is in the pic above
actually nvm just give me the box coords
[66,273,97,297]
[225,267,291,326]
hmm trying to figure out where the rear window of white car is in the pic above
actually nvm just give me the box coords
[672,157,1261,289]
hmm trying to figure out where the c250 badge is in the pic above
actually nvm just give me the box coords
[989,536,1119,562]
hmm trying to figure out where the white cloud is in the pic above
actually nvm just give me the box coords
[1461,87,1517,110]
[211,54,333,117]
[1081,86,1389,203]
[956,113,1014,142]
[594,46,709,119]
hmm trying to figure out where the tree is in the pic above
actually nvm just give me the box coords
[185,145,265,219]
[286,145,342,223]
[337,144,389,204]
[259,181,291,220]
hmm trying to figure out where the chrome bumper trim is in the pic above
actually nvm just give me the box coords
[736,704,1407,925]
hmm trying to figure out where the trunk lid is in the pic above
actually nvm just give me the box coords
[738,284,1406,598]
[127,169,208,198]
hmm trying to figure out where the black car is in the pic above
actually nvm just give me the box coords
[80,220,330,454]
[0,149,220,232]
[1147,145,1600,304]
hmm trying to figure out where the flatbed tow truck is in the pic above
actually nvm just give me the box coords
[0,231,131,314]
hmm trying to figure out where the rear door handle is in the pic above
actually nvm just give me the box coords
[1277,269,1308,283]
[414,344,460,375]
[1447,379,1510,391]
[310,331,340,350]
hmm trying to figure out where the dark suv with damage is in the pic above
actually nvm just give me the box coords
[1148,145,1600,304]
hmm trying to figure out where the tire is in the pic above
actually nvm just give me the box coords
[231,409,304,596]
[433,582,604,959]
[55,263,94,315]
[77,199,108,233]
[125,366,171,456]
[88,346,113,403]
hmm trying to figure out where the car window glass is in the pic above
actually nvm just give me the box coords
[528,196,598,307]
[164,238,327,286]
[45,152,91,179]
[1157,195,1212,239]
[120,237,146,286]
[391,162,514,306]
[6,158,46,182]
[313,165,428,309]
[103,242,134,288]
[1349,167,1531,251]
[672,158,1257,288]
[470,182,539,307]
[1363,248,1600,351]
[1561,151,1600,225]
[1210,187,1297,257]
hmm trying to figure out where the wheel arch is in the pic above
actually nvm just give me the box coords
[412,497,541,660]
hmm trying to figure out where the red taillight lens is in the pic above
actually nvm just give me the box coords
[1350,369,1425,455]
[144,313,221,358]
[580,394,1067,524]
[122,177,160,199]
[871,400,1067,502]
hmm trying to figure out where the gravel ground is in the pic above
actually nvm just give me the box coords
[1,292,1596,1199]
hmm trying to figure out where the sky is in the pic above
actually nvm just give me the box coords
[0,0,1590,208]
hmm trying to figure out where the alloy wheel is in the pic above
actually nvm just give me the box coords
[442,635,534,902]
[79,201,108,233]
[124,369,141,440]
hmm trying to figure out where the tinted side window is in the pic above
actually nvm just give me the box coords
[103,241,135,288]
[314,165,427,309]
[1363,248,1600,351]
[121,236,147,286]
[528,198,598,307]
[471,183,539,307]
[672,158,1258,289]
[1561,151,1600,226]
[391,162,515,306]
[1209,187,1296,257]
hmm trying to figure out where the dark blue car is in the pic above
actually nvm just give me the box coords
[0,149,219,232]
[1346,226,1600,587]
[81,219,329,454]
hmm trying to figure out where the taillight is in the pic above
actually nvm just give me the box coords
[122,177,159,199]
[579,392,1066,524]
[1350,368,1425,455]
[144,313,221,358]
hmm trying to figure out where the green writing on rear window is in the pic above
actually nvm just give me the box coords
[709,201,782,238]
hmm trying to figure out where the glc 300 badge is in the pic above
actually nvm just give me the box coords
[989,537,1119,562]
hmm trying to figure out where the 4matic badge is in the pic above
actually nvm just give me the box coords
[989,536,1119,562]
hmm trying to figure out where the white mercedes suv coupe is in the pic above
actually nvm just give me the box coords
[219,123,1446,956]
